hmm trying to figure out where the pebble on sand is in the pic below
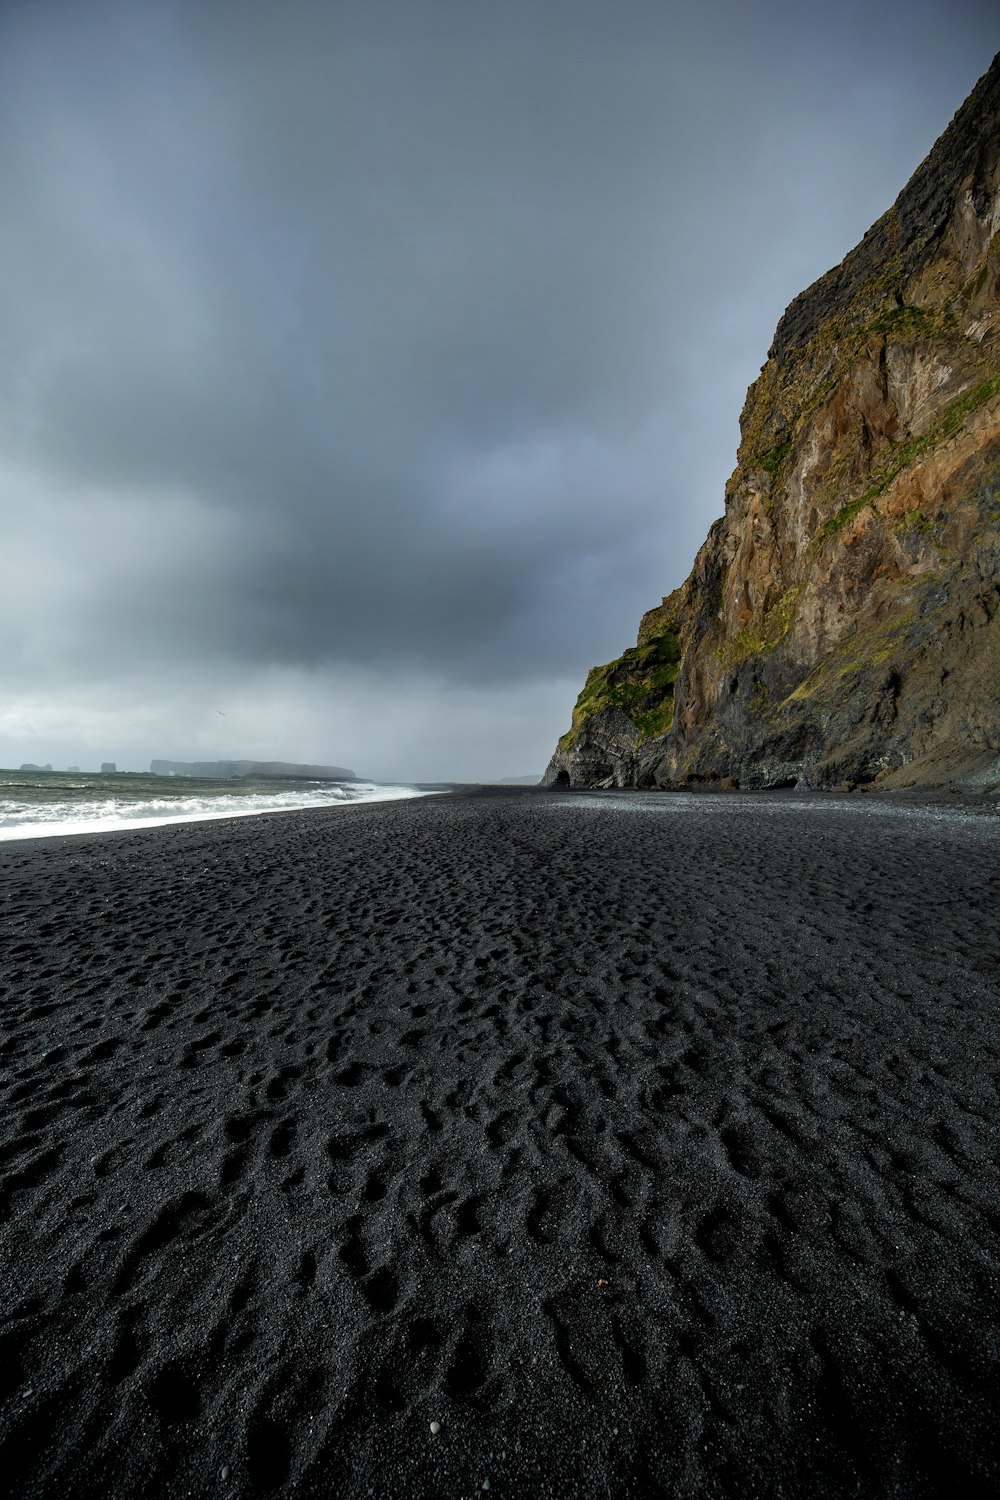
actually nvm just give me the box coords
[429,1421,441,1435]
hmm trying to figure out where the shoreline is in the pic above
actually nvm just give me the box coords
[0,781,454,847]
[2,788,998,1497]
[4,777,999,852]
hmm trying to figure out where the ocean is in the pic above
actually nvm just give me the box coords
[0,768,435,841]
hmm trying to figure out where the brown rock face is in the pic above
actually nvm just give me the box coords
[545,54,1000,791]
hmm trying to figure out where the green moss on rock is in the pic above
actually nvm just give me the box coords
[757,439,793,476]
[718,585,804,669]
[822,371,1000,537]
[558,627,682,749]
[785,611,916,705]
[868,304,957,338]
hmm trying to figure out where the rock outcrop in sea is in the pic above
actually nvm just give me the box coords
[545,55,1000,791]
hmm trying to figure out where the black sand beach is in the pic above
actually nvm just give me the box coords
[2,785,999,1499]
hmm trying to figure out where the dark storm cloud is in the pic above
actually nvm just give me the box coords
[1,0,997,772]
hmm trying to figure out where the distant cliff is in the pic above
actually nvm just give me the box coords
[151,759,357,781]
[545,54,1000,793]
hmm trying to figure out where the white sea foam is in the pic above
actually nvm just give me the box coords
[0,781,434,841]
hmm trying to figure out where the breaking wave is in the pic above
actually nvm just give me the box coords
[0,773,435,842]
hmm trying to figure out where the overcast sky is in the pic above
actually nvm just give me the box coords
[1,1,996,780]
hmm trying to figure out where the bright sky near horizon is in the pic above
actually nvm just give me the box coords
[2,0,998,781]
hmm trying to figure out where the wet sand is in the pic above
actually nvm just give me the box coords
[1,785,999,1498]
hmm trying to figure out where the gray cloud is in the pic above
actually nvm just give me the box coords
[1,0,997,775]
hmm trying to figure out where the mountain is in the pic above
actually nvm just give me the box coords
[544,55,1000,793]
[150,759,357,781]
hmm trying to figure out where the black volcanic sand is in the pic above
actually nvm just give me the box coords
[2,786,1000,1500]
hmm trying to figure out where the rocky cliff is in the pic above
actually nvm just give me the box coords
[545,55,1000,792]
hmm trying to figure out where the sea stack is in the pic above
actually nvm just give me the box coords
[545,54,1000,792]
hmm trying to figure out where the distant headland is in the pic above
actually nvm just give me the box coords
[149,759,358,781]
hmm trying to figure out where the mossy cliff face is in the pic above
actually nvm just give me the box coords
[545,54,1000,791]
